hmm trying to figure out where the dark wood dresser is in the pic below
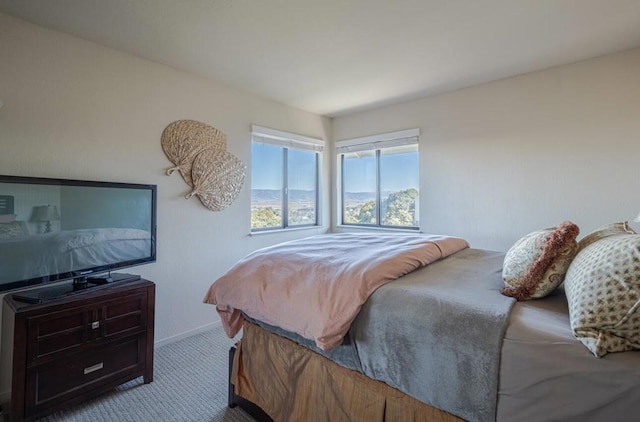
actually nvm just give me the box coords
[1,279,155,422]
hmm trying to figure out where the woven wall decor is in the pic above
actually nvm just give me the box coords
[186,149,246,211]
[161,119,246,211]
[161,119,227,187]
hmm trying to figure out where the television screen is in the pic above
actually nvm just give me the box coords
[0,175,157,295]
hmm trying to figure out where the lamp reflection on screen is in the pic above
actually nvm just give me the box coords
[635,212,640,223]
[31,205,60,233]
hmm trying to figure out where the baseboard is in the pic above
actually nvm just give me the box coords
[154,320,222,348]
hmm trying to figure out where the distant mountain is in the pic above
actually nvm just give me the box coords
[344,191,413,202]
[252,189,317,203]
[252,189,404,203]
[343,192,375,202]
[251,189,281,203]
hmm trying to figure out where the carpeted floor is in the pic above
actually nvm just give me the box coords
[37,324,256,422]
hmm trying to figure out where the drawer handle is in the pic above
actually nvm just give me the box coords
[84,362,104,375]
[91,321,100,329]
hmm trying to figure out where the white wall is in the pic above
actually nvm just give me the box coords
[0,13,330,352]
[332,48,640,251]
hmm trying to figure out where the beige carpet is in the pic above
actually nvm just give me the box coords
[38,324,256,422]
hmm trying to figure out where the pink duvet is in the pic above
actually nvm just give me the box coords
[203,232,469,350]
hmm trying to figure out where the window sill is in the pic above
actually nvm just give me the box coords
[249,225,326,236]
[334,225,421,233]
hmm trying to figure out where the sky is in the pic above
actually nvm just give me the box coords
[251,143,419,192]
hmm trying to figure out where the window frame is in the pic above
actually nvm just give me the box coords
[337,128,419,231]
[251,125,323,232]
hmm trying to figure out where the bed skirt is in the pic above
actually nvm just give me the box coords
[231,321,464,422]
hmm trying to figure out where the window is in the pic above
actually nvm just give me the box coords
[251,125,323,231]
[337,129,419,229]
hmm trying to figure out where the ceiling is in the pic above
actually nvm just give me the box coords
[1,0,640,117]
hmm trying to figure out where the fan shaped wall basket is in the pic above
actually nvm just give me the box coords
[161,119,246,211]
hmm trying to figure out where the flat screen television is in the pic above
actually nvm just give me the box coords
[0,175,157,302]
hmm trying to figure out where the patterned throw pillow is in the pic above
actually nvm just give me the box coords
[565,233,640,357]
[502,221,580,300]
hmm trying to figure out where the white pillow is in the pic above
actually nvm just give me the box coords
[577,221,635,252]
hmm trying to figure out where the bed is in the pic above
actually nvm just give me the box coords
[205,231,640,422]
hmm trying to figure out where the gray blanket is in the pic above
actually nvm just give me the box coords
[350,248,514,422]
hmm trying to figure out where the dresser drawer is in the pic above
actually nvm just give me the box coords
[102,292,147,338]
[25,337,145,416]
[27,308,88,361]
[26,291,148,362]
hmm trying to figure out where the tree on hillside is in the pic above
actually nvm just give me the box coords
[356,200,377,224]
[251,207,281,228]
[382,188,418,226]
[347,188,418,226]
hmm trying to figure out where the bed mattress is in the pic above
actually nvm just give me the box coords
[499,288,640,421]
